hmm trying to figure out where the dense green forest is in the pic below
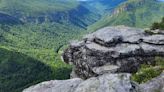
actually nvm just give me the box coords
[0,47,72,92]
[0,47,53,92]
[0,22,89,92]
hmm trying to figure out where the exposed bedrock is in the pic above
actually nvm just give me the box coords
[63,26,164,79]
[23,73,164,92]
[23,73,140,92]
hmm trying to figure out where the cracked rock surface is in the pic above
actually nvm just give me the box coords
[63,26,164,79]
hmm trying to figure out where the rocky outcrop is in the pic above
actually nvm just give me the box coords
[23,73,140,92]
[23,26,164,92]
[63,26,164,79]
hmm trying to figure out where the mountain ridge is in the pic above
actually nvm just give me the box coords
[88,0,164,31]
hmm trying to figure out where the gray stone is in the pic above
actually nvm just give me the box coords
[23,78,83,92]
[23,73,139,92]
[143,35,164,45]
[74,73,139,92]
[92,64,119,75]
[140,73,164,92]
[63,26,164,79]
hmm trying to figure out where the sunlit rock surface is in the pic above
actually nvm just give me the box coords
[23,73,139,92]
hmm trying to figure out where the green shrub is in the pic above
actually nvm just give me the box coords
[132,65,162,84]
[151,17,164,30]
[132,57,164,84]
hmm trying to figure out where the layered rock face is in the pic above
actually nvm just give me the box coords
[63,26,164,79]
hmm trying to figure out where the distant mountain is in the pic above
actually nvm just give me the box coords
[0,0,102,29]
[0,0,126,28]
[89,0,164,30]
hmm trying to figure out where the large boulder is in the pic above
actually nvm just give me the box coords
[23,73,139,92]
[63,26,164,79]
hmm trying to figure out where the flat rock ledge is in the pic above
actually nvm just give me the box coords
[63,26,164,79]
[23,73,164,92]
[23,73,140,92]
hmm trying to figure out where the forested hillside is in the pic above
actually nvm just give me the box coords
[0,48,52,92]
[88,0,164,31]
